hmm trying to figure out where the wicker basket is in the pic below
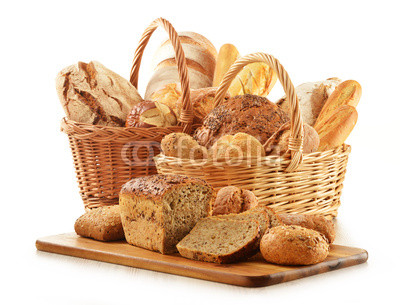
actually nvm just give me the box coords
[155,53,351,219]
[61,18,195,210]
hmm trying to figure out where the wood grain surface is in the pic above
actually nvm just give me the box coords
[36,233,368,287]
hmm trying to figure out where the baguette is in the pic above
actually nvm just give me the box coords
[277,78,341,126]
[314,80,361,130]
[316,105,358,151]
[212,44,240,87]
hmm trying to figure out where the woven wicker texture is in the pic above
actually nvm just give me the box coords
[155,53,352,219]
[61,18,194,210]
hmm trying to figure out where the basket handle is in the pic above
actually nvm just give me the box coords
[214,53,304,172]
[129,17,193,134]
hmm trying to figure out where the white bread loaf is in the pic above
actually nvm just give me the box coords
[276,78,341,127]
[56,61,142,126]
[146,32,217,99]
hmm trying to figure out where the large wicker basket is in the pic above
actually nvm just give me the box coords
[155,53,351,219]
[61,18,195,210]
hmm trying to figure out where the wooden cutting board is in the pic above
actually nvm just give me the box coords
[36,233,368,287]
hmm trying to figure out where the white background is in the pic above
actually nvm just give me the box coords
[2,0,399,304]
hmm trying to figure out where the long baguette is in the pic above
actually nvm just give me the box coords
[213,44,240,87]
[317,105,358,151]
[314,80,361,130]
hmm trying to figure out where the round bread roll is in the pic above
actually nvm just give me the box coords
[126,100,177,128]
[211,186,242,216]
[161,132,207,159]
[211,186,259,216]
[194,94,289,148]
[263,122,320,156]
[211,133,266,160]
[260,225,329,265]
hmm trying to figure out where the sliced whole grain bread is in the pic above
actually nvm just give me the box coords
[213,209,270,237]
[176,218,260,264]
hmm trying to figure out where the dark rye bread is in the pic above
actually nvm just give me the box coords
[278,213,336,243]
[177,218,260,264]
[119,174,215,254]
[194,94,289,148]
[74,205,124,241]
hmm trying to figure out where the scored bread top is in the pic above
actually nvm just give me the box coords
[120,174,213,200]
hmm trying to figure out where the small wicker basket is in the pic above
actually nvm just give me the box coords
[155,53,351,219]
[61,18,195,210]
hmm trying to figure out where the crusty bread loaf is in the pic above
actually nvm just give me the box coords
[210,133,266,159]
[260,225,329,265]
[56,61,142,126]
[74,205,124,241]
[145,32,217,99]
[211,186,259,216]
[314,80,361,130]
[119,174,214,254]
[213,44,240,87]
[194,94,289,148]
[278,213,335,243]
[277,78,341,126]
[175,87,229,125]
[177,218,260,264]
[160,133,207,159]
[150,83,182,114]
[228,62,277,97]
[263,122,320,155]
[316,105,358,151]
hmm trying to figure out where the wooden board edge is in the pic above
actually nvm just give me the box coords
[35,237,254,287]
[35,235,369,288]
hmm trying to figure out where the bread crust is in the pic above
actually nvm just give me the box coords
[211,187,259,216]
[74,205,124,241]
[120,174,211,200]
[194,94,289,148]
[278,213,335,243]
[260,225,329,265]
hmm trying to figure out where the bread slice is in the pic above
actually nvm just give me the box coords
[177,218,260,264]
[214,209,270,237]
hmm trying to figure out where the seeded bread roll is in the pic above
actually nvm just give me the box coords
[260,225,329,265]
[177,218,260,264]
[74,205,124,241]
[278,213,335,243]
[194,94,289,148]
[119,174,215,254]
